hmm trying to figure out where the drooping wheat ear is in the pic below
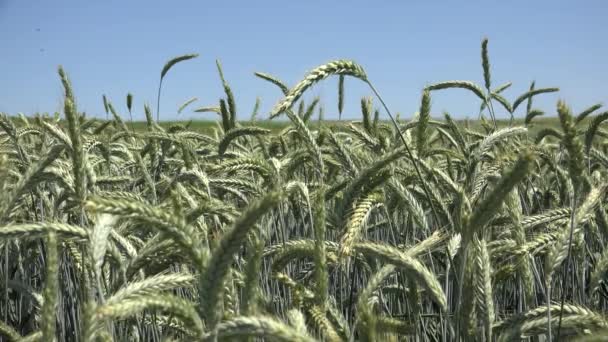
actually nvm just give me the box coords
[354,242,448,311]
[0,321,20,342]
[584,111,608,153]
[41,232,58,342]
[208,158,271,180]
[161,53,199,79]
[512,87,559,112]
[355,231,446,322]
[177,96,198,114]
[266,240,339,272]
[477,126,527,157]
[200,190,285,328]
[465,149,534,239]
[481,38,491,91]
[426,81,486,101]
[202,315,316,342]
[85,196,204,266]
[97,293,204,339]
[525,109,545,125]
[157,53,199,121]
[496,305,608,342]
[416,89,431,156]
[490,92,513,114]
[0,222,88,240]
[218,127,270,156]
[535,127,563,143]
[194,105,221,115]
[575,102,603,124]
[376,316,415,337]
[105,273,194,305]
[270,60,367,118]
[338,75,345,120]
[254,71,290,95]
[557,100,585,191]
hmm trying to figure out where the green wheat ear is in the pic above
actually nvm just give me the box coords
[416,89,431,156]
[58,65,75,104]
[202,316,317,342]
[102,94,109,119]
[270,59,367,118]
[126,93,133,112]
[512,86,559,112]
[481,37,491,91]
[584,111,608,152]
[200,189,287,328]
[177,96,198,114]
[426,81,486,102]
[216,59,237,127]
[465,149,535,239]
[126,92,134,130]
[160,53,199,79]
[41,232,58,342]
[575,103,603,124]
[525,109,545,126]
[338,75,345,120]
[250,96,261,121]
[157,53,199,122]
[254,71,290,95]
[557,100,585,191]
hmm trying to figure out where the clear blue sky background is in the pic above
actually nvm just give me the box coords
[0,0,606,121]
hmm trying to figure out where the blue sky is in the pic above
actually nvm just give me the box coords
[0,0,606,121]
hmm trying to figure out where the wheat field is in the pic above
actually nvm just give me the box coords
[1,38,608,341]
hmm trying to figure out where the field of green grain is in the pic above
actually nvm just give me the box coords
[1,39,607,341]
